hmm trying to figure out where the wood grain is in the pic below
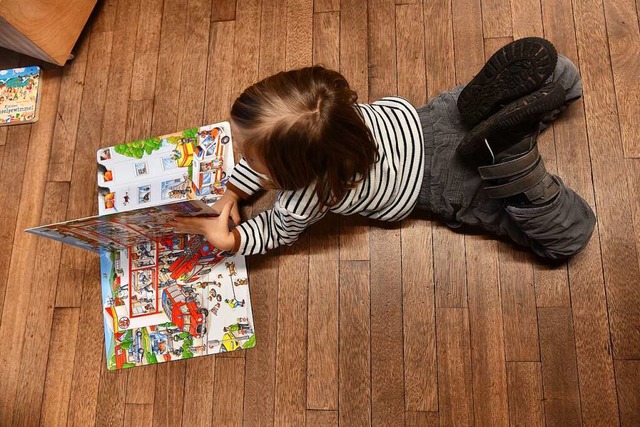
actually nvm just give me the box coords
[466,237,509,426]
[183,358,216,426]
[370,224,405,425]
[274,243,309,425]
[573,0,640,361]
[307,215,339,409]
[436,308,474,426]
[481,0,513,38]
[506,362,545,427]
[11,181,68,426]
[604,0,640,158]
[615,360,640,426]
[48,36,89,182]
[339,261,371,426]
[66,256,107,426]
[212,357,245,426]
[306,410,338,426]
[212,0,237,21]
[124,404,153,427]
[0,66,61,425]
[314,0,339,12]
[538,307,582,426]
[39,308,81,427]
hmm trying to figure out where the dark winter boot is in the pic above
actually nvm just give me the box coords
[457,37,558,128]
[456,81,566,166]
[478,133,560,205]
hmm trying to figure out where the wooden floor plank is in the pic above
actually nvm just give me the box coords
[466,237,509,426]
[510,0,544,38]
[56,29,114,308]
[541,0,620,423]
[39,308,82,427]
[506,362,545,427]
[370,224,405,424]
[11,182,69,426]
[183,358,216,426]
[124,404,153,427]
[338,0,369,261]
[628,159,640,266]
[94,367,127,427]
[129,0,164,102]
[615,360,640,426]
[574,0,640,360]
[211,357,245,426]
[538,307,582,426]
[66,256,108,426]
[306,410,338,426]
[152,362,187,427]
[212,0,237,21]
[274,242,309,425]
[182,356,215,426]
[314,0,339,13]
[0,122,31,320]
[481,0,513,38]
[0,66,61,425]
[604,0,640,158]
[436,308,474,426]
[204,21,236,123]
[99,0,141,148]
[307,215,339,409]
[176,0,212,129]
[498,246,540,361]
[397,2,437,412]
[47,36,89,182]
[242,256,279,426]
[406,411,439,427]
[339,261,371,426]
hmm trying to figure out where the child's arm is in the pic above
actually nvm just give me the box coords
[225,157,266,200]
[230,189,328,255]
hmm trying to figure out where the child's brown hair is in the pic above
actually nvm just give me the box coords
[230,66,378,206]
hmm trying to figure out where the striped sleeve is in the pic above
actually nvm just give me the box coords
[232,187,328,255]
[226,157,265,199]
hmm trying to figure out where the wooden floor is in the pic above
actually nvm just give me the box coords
[1,0,639,425]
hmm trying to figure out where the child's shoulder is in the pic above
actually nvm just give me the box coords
[359,96,418,112]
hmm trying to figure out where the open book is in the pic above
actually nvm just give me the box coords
[27,122,255,370]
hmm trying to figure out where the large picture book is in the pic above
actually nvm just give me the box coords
[27,122,255,370]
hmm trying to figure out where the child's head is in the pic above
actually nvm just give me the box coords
[230,66,378,205]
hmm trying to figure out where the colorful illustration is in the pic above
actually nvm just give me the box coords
[28,121,253,371]
[0,66,41,125]
[26,199,219,253]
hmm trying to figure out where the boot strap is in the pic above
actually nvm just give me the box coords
[522,173,560,204]
[478,144,539,180]
[485,157,547,199]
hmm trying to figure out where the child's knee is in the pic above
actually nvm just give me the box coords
[550,54,583,101]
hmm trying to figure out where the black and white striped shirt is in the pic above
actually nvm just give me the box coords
[227,97,424,255]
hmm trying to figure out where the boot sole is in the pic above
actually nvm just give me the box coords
[456,82,566,163]
[457,37,558,128]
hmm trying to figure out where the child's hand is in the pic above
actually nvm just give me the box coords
[212,192,241,226]
[169,202,237,252]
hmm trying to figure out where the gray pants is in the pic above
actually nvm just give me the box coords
[414,55,596,260]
